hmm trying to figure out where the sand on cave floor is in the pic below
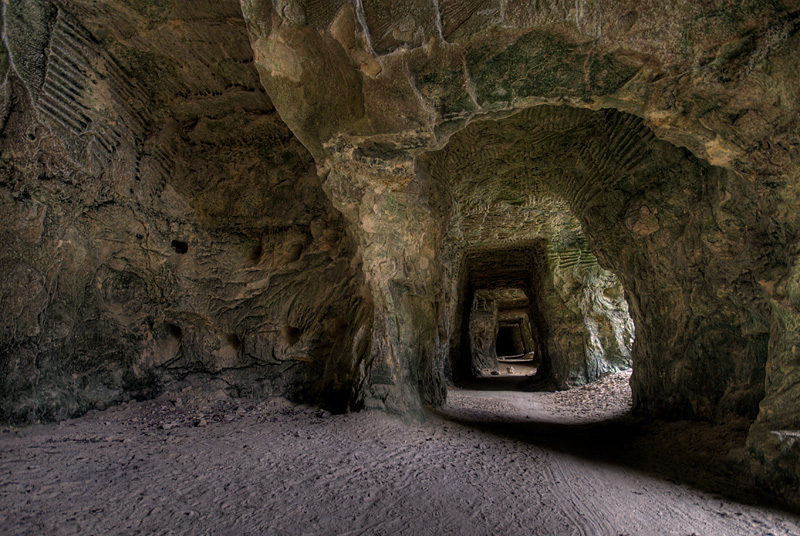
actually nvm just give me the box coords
[2,371,800,536]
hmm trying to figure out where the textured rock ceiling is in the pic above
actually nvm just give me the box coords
[1,0,800,508]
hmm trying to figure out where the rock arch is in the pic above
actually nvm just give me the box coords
[0,0,797,505]
[242,0,800,499]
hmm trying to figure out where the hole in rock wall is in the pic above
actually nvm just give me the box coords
[226,333,243,351]
[432,103,771,424]
[452,240,635,389]
[170,240,189,254]
[281,326,301,346]
[324,318,349,338]
[165,323,183,340]
[249,244,263,264]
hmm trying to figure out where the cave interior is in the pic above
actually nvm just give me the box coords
[1,0,800,511]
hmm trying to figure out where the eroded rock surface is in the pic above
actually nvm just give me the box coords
[1,0,800,509]
[468,290,500,375]
[0,0,372,420]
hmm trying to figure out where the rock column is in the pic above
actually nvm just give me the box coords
[322,154,447,417]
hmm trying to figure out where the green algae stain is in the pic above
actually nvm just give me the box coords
[467,31,639,105]
[118,0,172,21]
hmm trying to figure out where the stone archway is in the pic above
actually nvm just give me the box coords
[241,0,800,500]
[425,105,772,422]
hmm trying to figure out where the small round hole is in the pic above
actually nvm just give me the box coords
[165,323,183,340]
[226,333,242,351]
[249,244,263,264]
[281,326,301,346]
[171,240,188,254]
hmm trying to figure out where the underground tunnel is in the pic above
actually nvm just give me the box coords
[2,0,800,532]
[494,319,533,361]
[452,239,630,388]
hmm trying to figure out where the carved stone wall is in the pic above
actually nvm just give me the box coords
[2,0,799,506]
[0,0,372,420]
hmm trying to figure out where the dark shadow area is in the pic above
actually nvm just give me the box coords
[429,404,793,513]
[456,374,540,392]
[452,243,552,386]
[170,240,189,254]
[496,326,520,357]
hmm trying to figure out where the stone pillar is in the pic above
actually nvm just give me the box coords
[322,154,447,417]
[745,261,800,501]
[469,291,499,375]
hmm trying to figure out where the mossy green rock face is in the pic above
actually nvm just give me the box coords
[465,31,639,105]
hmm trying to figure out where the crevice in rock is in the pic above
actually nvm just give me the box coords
[170,240,189,254]
[281,326,301,346]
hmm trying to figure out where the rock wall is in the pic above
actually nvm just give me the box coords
[2,0,800,507]
[0,0,372,421]
[543,246,634,389]
[468,290,500,375]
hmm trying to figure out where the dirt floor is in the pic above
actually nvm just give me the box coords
[2,371,800,535]
[482,361,538,377]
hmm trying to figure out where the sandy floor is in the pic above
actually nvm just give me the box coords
[2,371,799,536]
[482,361,538,377]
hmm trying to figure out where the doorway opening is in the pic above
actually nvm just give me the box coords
[453,243,551,387]
[495,325,522,357]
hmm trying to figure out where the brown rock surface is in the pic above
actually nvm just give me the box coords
[0,0,372,421]
[1,0,800,510]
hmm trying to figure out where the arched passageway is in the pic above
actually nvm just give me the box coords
[245,0,798,498]
[451,239,632,389]
[426,106,770,426]
[3,0,798,511]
